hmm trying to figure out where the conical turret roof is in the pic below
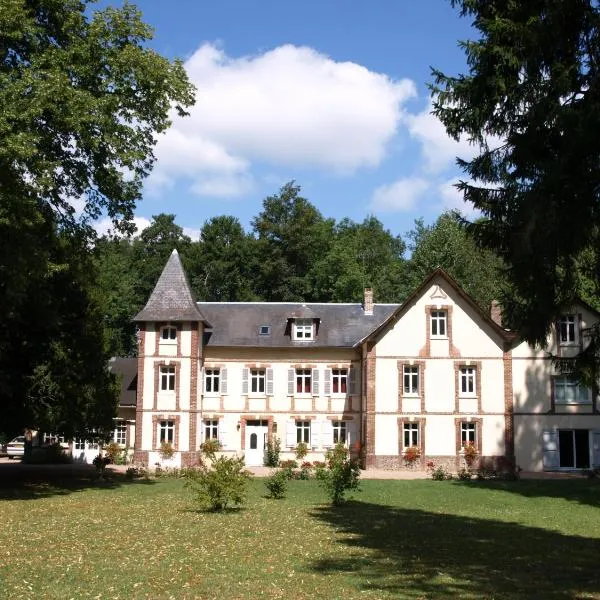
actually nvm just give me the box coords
[134,250,209,323]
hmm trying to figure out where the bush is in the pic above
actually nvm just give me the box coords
[201,438,221,459]
[317,443,361,505]
[184,455,251,511]
[264,437,281,467]
[430,464,453,481]
[295,441,308,460]
[103,442,121,464]
[458,467,473,481]
[159,441,174,460]
[25,443,71,464]
[265,469,288,499]
[298,461,313,480]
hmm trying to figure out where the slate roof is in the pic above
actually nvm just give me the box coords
[134,250,210,323]
[198,302,399,348]
[108,357,137,407]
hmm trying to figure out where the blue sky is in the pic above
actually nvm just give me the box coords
[100,1,479,240]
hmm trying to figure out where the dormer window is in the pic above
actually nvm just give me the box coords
[259,325,271,336]
[294,318,313,340]
[161,326,177,342]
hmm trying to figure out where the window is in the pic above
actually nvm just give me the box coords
[205,369,220,394]
[403,423,419,448]
[461,422,476,445]
[74,438,85,451]
[294,318,313,340]
[296,420,310,444]
[113,422,127,445]
[296,369,312,394]
[259,325,271,336]
[43,433,65,445]
[332,369,347,394]
[403,365,419,395]
[333,421,347,444]
[159,420,175,444]
[554,377,591,404]
[459,367,476,395]
[559,315,577,344]
[160,365,176,391]
[251,369,266,394]
[161,326,177,341]
[204,419,219,440]
[430,310,447,338]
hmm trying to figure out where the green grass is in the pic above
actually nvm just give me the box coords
[1,474,600,599]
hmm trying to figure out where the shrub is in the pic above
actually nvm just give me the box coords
[103,442,121,464]
[403,445,421,465]
[264,437,281,467]
[25,443,71,464]
[430,464,452,481]
[298,461,313,480]
[317,443,361,505]
[265,469,288,499]
[463,442,478,469]
[159,441,174,460]
[200,438,221,459]
[93,453,111,472]
[458,467,472,481]
[295,441,308,460]
[125,466,147,480]
[184,455,251,511]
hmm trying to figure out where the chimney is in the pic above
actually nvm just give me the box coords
[490,300,502,326]
[364,288,374,315]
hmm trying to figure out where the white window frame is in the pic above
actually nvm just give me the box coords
[294,318,313,340]
[296,369,312,394]
[204,419,219,440]
[332,369,348,395]
[205,368,220,394]
[250,369,266,394]
[459,366,476,396]
[403,423,419,449]
[403,365,419,395]
[160,326,177,343]
[160,365,176,391]
[558,315,577,345]
[159,420,175,444]
[461,422,476,445]
[554,377,591,405]
[296,420,311,444]
[430,310,447,338]
[113,422,127,445]
[332,421,347,445]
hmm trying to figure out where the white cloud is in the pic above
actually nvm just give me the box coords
[405,102,479,174]
[190,173,254,198]
[149,43,417,198]
[370,177,430,212]
[437,178,478,217]
[93,216,152,237]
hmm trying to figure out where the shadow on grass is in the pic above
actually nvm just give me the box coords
[310,501,600,599]
[458,478,600,508]
[0,464,155,501]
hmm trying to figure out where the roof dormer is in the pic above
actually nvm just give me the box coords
[286,305,320,341]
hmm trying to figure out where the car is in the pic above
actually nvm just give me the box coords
[6,436,25,459]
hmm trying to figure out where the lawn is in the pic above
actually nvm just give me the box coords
[1,472,599,599]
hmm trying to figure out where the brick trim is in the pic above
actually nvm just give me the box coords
[364,342,376,467]
[397,360,426,413]
[420,305,460,358]
[326,415,355,420]
[397,417,427,468]
[153,360,181,411]
[152,414,181,450]
[189,323,200,452]
[135,323,146,452]
[503,349,514,458]
[240,415,274,450]
[454,360,482,413]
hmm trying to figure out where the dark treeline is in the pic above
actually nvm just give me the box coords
[94,181,507,357]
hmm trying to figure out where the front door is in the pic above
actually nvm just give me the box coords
[558,429,590,469]
[245,420,268,466]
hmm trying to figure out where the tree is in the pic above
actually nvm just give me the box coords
[432,1,600,351]
[251,182,334,301]
[0,0,194,436]
[407,212,505,311]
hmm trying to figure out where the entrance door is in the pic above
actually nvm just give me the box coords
[245,420,269,466]
[558,429,590,469]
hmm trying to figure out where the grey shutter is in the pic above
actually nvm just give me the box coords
[593,431,600,467]
[322,420,334,448]
[287,369,295,396]
[242,368,249,395]
[266,368,274,395]
[324,369,331,395]
[542,430,559,469]
[199,417,204,444]
[220,368,228,395]
[286,420,296,447]
[347,420,358,447]
[349,367,357,395]
[312,368,319,396]
[310,420,320,449]
[200,367,205,394]
[218,419,228,448]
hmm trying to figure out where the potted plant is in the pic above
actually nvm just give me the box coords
[404,445,421,466]
[462,441,478,469]
[159,441,174,461]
